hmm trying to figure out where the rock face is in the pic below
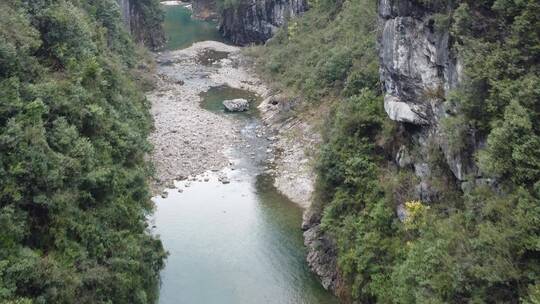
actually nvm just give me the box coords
[304,225,339,291]
[304,1,490,299]
[301,206,344,295]
[219,0,308,45]
[378,0,483,200]
[117,0,165,50]
[223,98,249,112]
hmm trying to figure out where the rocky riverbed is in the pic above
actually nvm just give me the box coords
[148,4,338,302]
[257,93,341,293]
[148,41,267,193]
[148,40,320,211]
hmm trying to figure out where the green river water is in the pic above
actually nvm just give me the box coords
[154,4,339,304]
[163,4,225,50]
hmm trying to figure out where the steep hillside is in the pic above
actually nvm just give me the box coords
[0,0,166,303]
[252,0,540,302]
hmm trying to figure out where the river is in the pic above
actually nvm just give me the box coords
[151,4,339,304]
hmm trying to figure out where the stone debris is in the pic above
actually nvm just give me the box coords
[148,41,267,195]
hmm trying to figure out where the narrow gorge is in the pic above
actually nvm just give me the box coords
[145,2,337,303]
[197,0,539,302]
[0,0,538,303]
[218,0,308,44]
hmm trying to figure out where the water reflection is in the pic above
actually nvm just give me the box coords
[163,4,225,50]
[153,171,338,304]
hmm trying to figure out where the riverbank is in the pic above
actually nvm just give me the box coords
[254,87,340,292]
[256,94,322,209]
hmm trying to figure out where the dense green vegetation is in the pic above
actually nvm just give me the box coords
[255,0,539,302]
[0,0,166,303]
[252,0,379,100]
[395,1,540,302]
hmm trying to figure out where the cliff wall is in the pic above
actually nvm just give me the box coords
[378,0,491,203]
[118,0,165,50]
[219,0,308,45]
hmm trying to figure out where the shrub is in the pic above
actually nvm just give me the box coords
[0,0,166,302]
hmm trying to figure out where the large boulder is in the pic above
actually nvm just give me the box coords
[223,98,249,112]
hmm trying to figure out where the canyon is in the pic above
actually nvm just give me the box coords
[114,0,540,302]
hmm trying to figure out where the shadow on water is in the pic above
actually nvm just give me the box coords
[153,171,339,304]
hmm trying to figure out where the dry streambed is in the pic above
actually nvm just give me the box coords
[148,40,319,210]
[148,41,266,194]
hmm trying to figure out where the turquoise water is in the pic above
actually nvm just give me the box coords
[153,173,339,304]
[155,5,339,304]
[163,5,225,50]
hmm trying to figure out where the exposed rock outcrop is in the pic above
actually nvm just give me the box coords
[304,225,339,291]
[219,0,308,45]
[378,0,483,201]
[304,1,490,299]
[118,0,165,50]
[301,207,344,297]
[257,93,322,209]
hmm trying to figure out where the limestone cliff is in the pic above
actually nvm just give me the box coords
[378,0,489,202]
[219,0,308,45]
[118,0,165,50]
[303,0,492,300]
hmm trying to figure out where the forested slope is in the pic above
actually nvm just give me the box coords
[0,0,166,303]
[253,0,540,302]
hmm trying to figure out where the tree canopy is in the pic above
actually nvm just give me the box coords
[0,0,166,303]
[256,0,540,302]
